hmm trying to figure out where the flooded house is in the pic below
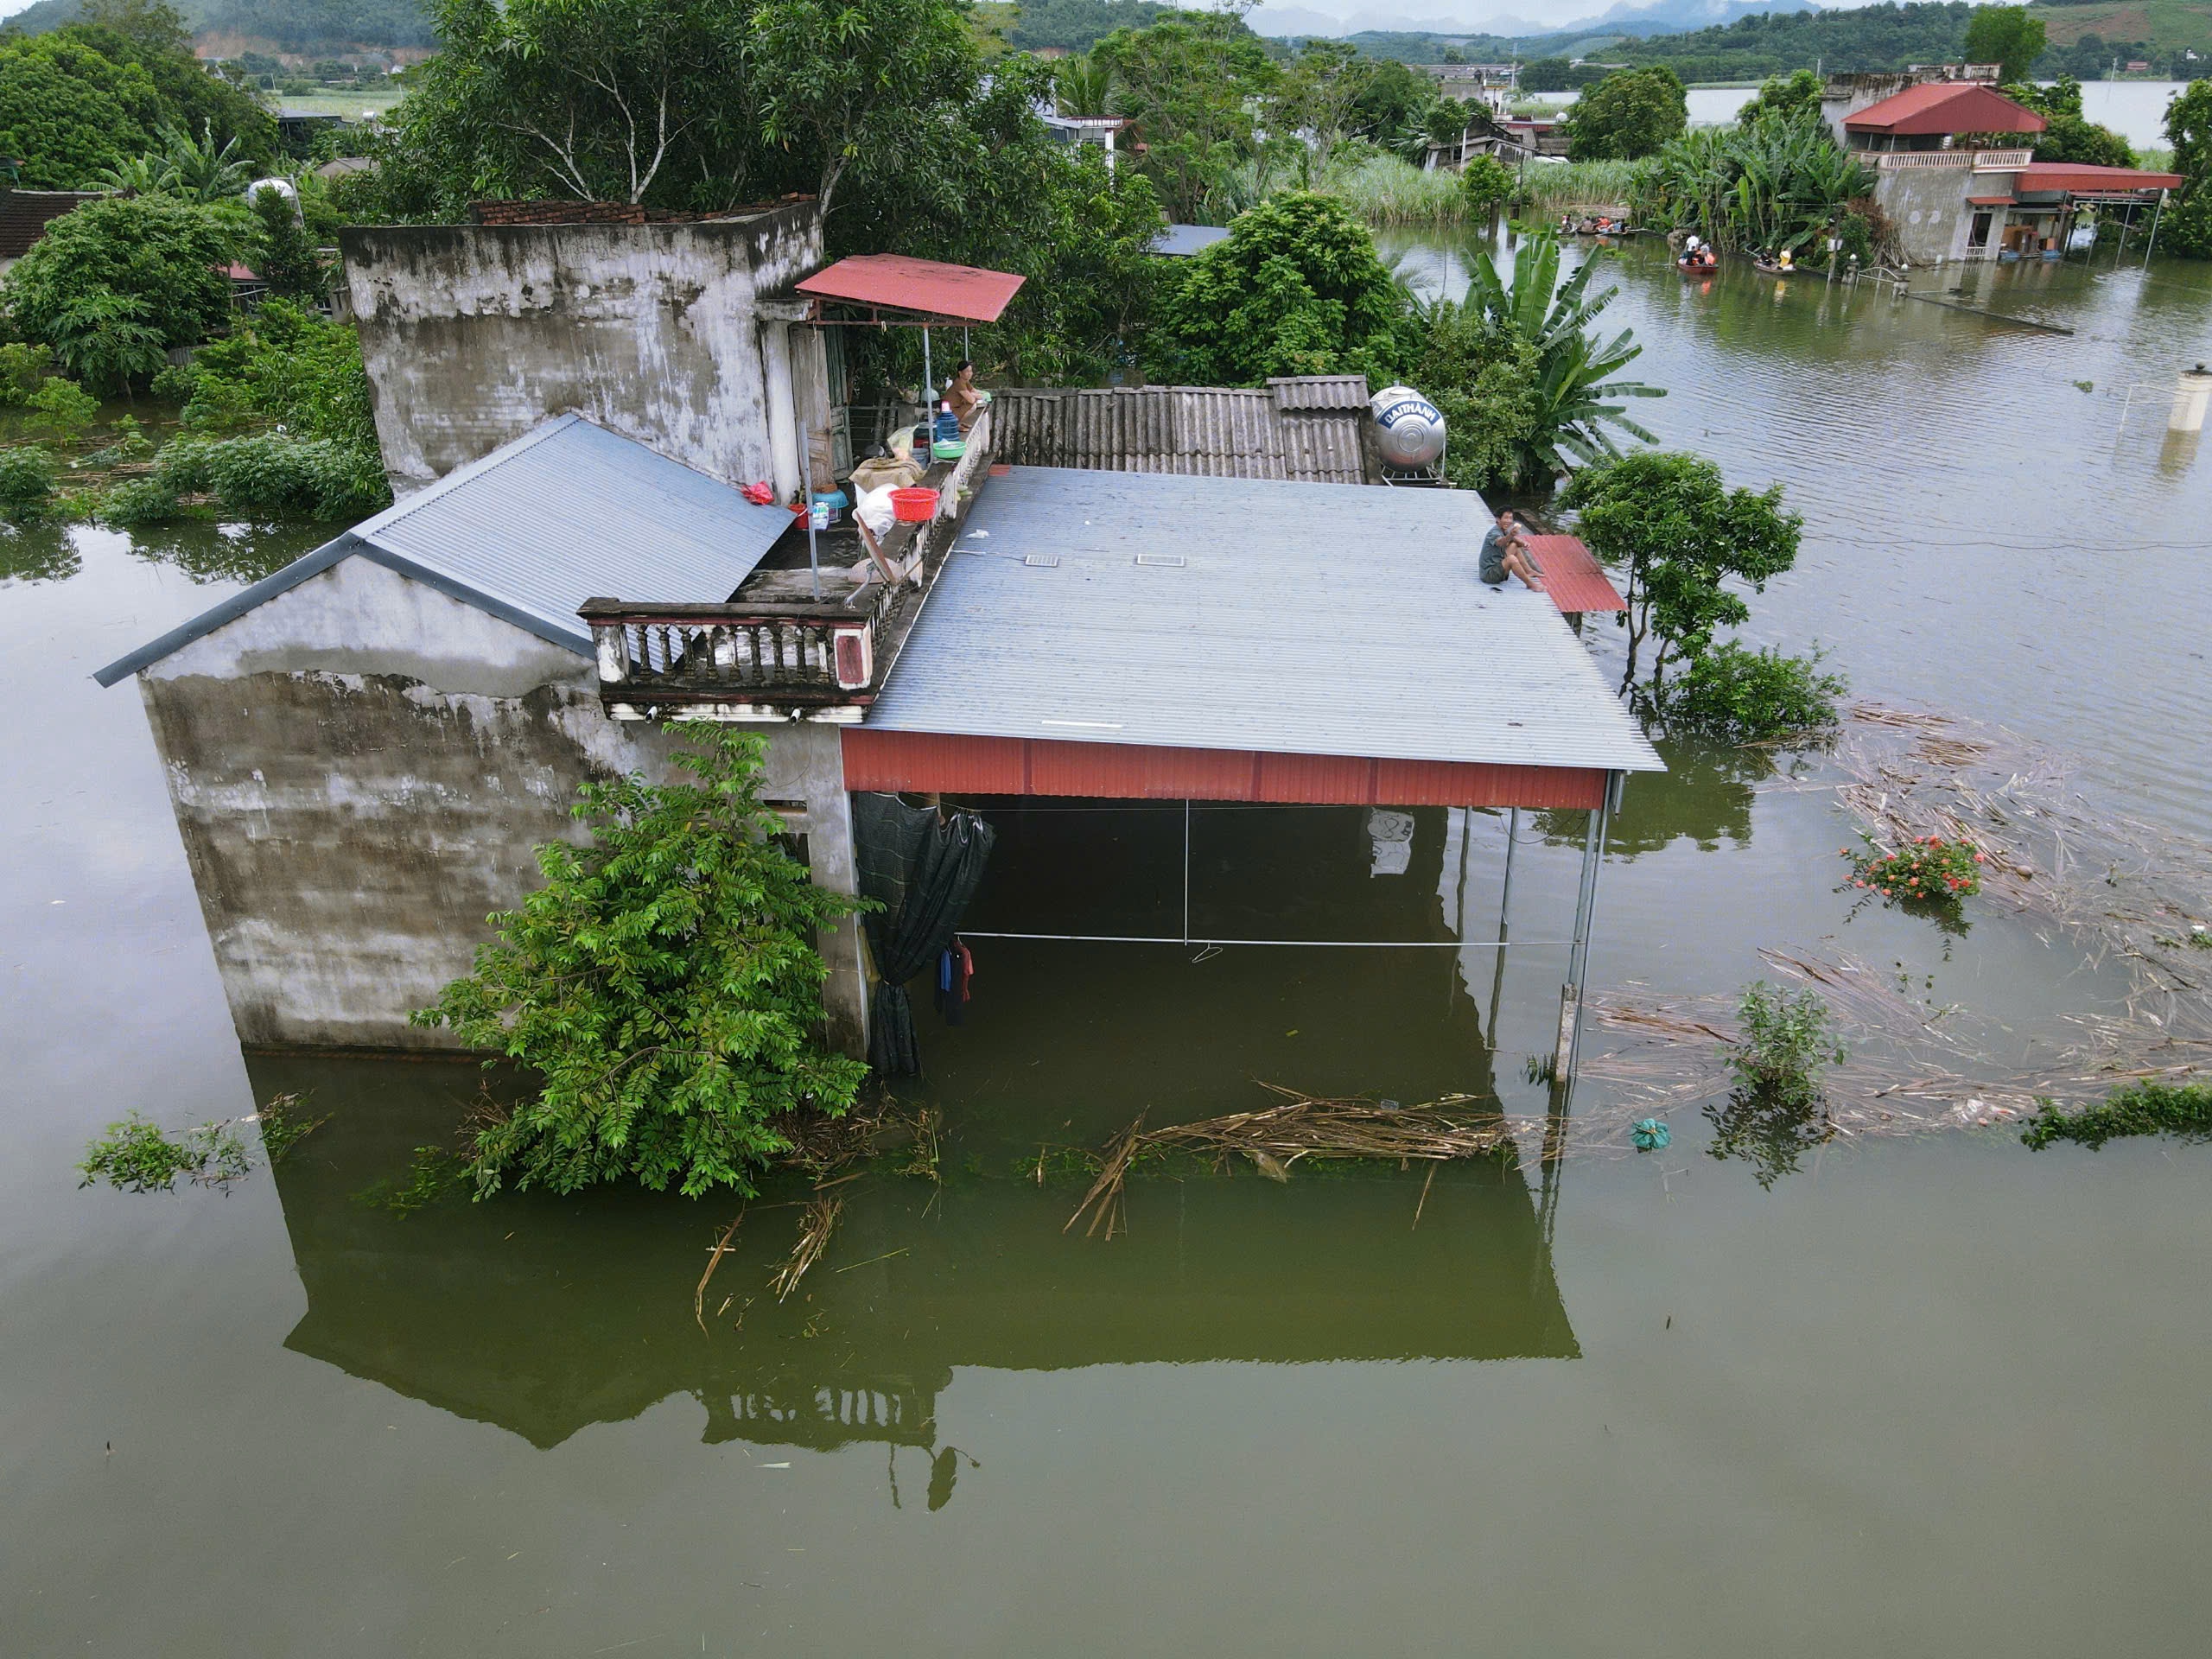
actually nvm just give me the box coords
[94,200,1662,1078]
[1821,69,2183,264]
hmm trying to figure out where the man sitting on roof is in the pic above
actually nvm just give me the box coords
[1478,509,1543,592]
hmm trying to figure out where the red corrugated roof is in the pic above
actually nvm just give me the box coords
[841,729,1608,810]
[1525,535,1627,615]
[796,254,1026,324]
[1845,83,2045,136]
[2018,162,2183,194]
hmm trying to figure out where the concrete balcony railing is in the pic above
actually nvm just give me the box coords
[582,408,993,722]
[1866,149,2032,171]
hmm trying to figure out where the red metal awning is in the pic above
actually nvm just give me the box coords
[796,254,1026,324]
[842,729,1608,810]
[1524,535,1627,616]
[1967,195,2015,207]
[2017,162,2183,196]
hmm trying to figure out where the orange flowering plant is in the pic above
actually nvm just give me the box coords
[1840,834,1985,906]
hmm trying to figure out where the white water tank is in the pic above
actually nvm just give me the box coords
[2171,363,2212,435]
[1369,385,1446,469]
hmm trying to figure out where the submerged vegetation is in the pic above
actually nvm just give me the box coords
[412,726,870,1200]
[2022,1083,2212,1150]
[77,1091,321,1192]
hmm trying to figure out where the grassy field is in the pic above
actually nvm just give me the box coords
[267,86,406,120]
[2034,0,2212,54]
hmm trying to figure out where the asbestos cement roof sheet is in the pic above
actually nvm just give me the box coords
[796,253,1026,323]
[990,385,1370,485]
[92,416,790,683]
[867,467,1663,774]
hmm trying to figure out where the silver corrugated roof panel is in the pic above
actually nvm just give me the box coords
[92,416,792,683]
[868,467,1664,774]
[1148,224,1232,257]
[992,385,1369,486]
[1268,374,1370,411]
[353,416,792,650]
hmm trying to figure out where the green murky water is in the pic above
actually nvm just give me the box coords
[4,241,2209,1654]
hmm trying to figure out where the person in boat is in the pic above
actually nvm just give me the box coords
[1776,246,1794,272]
[1698,244,1718,269]
[1478,509,1544,592]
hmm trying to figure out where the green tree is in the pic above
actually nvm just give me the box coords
[247,187,328,303]
[2161,78,2212,258]
[1563,67,1688,162]
[1737,68,1822,129]
[1149,189,1414,385]
[1459,152,1513,213]
[1464,232,1663,490]
[1053,50,1114,118]
[1559,449,1803,690]
[1404,292,1541,493]
[152,296,375,445]
[1962,5,2047,84]
[414,727,870,1199]
[0,33,162,187]
[0,194,236,389]
[149,116,255,200]
[1092,10,1274,221]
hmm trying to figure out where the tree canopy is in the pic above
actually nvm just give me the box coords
[1563,67,1688,162]
[2164,79,2212,260]
[1961,5,2047,85]
[1148,190,1414,385]
[0,194,236,389]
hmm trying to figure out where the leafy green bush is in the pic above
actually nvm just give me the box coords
[1459,154,1514,213]
[2021,1083,2212,1151]
[0,194,237,390]
[22,376,100,442]
[79,1111,252,1192]
[0,445,57,522]
[97,476,182,526]
[1727,982,1843,1116]
[1651,640,1845,742]
[0,342,57,404]
[152,299,378,449]
[413,726,872,1199]
[154,432,388,519]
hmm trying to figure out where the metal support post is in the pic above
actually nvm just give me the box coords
[2144,188,2167,265]
[1554,775,1615,1084]
[799,424,822,601]
[1182,799,1192,947]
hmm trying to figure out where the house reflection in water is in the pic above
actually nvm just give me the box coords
[252,1053,1579,1481]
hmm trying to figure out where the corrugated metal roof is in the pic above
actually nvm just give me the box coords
[93,417,790,683]
[349,416,793,651]
[1523,534,1628,615]
[796,253,1025,323]
[1845,83,2044,135]
[867,467,1662,774]
[1268,375,1369,411]
[990,385,1370,485]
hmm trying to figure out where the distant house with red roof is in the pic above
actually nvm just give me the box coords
[1817,67,2181,265]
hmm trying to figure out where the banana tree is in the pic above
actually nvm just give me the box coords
[1468,232,1663,488]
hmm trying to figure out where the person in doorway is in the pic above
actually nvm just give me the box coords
[945,359,989,433]
[1478,509,1544,592]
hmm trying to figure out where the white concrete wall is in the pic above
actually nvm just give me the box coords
[340,202,826,493]
[143,555,867,1056]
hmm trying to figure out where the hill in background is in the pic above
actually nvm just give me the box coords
[5,0,435,53]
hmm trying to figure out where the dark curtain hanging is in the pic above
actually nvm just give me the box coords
[852,793,995,1077]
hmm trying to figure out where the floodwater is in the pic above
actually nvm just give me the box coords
[5,239,2211,1654]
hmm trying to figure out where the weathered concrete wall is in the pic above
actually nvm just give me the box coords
[142,555,867,1056]
[340,202,824,493]
[1874,167,1980,264]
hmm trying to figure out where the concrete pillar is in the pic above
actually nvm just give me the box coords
[780,721,868,1060]
[761,321,801,505]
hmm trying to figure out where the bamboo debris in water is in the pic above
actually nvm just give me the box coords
[1066,1088,1515,1238]
[769,1196,843,1302]
[1581,704,2212,1142]
[695,1209,746,1333]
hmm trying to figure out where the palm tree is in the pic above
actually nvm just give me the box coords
[1467,232,1662,486]
[1054,54,1115,120]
